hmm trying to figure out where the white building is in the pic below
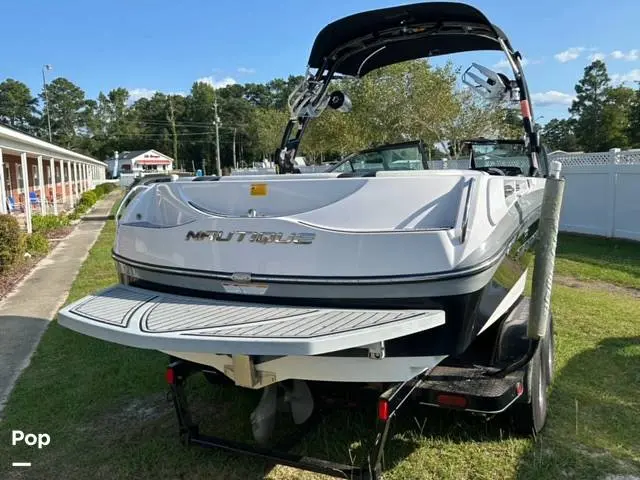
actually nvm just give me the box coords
[105,149,174,178]
[0,123,107,233]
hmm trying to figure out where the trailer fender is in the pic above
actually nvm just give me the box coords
[492,297,531,369]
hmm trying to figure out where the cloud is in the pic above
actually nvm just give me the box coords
[610,69,640,84]
[492,57,530,71]
[237,67,256,74]
[128,88,157,102]
[127,88,186,105]
[196,76,237,89]
[531,90,576,107]
[554,47,585,63]
[587,49,638,62]
[610,49,639,61]
[492,59,510,70]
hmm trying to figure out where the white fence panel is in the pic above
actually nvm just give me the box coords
[612,164,640,241]
[551,150,640,242]
[557,164,616,237]
[119,173,137,188]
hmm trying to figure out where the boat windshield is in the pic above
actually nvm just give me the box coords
[469,142,530,173]
[329,144,425,174]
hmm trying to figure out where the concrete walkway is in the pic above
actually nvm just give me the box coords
[0,191,121,412]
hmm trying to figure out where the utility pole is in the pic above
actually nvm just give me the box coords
[42,64,53,142]
[213,94,222,176]
[168,97,179,170]
[232,127,237,170]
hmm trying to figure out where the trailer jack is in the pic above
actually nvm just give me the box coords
[166,359,433,480]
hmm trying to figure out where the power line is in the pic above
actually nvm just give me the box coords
[133,120,214,127]
[109,131,216,137]
[132,120,252,130]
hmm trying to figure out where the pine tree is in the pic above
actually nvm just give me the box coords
[569,60,611,151]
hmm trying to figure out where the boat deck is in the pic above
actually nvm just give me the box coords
[57,285,446,356]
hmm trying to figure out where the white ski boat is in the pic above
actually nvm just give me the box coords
[57,3,563,478]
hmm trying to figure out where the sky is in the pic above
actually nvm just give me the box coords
[1,0,639,123]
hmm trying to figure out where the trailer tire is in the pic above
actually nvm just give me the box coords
[510,341,548,436]
[542,316,555,385]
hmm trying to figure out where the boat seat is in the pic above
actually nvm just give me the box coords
[192,176,221,181]
[337,170,378,178]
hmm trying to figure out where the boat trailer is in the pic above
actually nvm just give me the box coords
[165,356,527,479]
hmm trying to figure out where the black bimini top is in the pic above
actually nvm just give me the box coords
[308,2,512,77]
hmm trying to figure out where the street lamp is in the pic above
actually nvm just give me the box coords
[42,64,53,142]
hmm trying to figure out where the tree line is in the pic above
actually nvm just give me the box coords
[2,59,638,170]
[541,60,640,153]
[0,73,304,171]
[0,60,524,171]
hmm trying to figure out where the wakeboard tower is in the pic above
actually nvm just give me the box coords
[57,3,564,478]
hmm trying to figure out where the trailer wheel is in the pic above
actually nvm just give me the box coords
[542,316,555,385]
[509,340,548,436]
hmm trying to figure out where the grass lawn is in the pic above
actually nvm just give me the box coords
[555,233,640,289]
[0,224,638,479]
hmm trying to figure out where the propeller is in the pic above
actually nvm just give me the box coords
[250,385,278,445]
[249,380,315,445]
[283,380,315,425]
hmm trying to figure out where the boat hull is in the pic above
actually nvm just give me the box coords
[59,172,542,384]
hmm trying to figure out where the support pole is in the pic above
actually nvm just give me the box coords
[37,155,47,215]
[49,157,58,215]
[0,148,6,215]
[21,152,32,234]
[213,96,221,177]
[73,162,79,199]
[59,159,66,209]
[66,161,73,206]
[232,127,237,170]
[79,163,85,194]
[528,161,565,339]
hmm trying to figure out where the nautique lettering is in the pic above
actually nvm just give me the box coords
[185,230,315,245]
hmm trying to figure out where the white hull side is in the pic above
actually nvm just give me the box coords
[115,172,545,279]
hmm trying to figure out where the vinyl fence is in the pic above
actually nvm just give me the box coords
[550,150,640,242]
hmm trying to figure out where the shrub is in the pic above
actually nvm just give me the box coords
[32,214,71,234]
[95,183,117,197]
[59,213,71,226]
[94,184,108,197]
[79,190,98,207]
[25,232,50,255]
[0,214,26,272]
[70,204,87,219]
